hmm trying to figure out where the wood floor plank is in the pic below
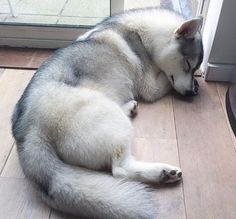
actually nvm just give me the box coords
[28,49,53,68]
[0,48,53,69]
[133,95,176,139]
[0,177,50,219]
[216,83,236,150]
[133,95,185,219]
[134,138,186,219]
[173,79,236,219]
[1,144,24,178]
[0,69,34,173]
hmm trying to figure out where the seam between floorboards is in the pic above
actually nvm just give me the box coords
[0,141,15,176]
[171,95,188,219]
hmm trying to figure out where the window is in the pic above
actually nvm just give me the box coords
[0,0,206,48]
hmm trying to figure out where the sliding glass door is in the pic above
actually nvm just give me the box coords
[0,0,206,48]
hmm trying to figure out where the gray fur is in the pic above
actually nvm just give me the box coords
[178,35,204,72]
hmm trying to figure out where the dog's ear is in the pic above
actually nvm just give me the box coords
[175,16,203,39]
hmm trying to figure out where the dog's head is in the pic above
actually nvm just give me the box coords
[157,17,204,96]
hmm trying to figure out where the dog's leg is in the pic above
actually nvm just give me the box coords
[112,154,182,184]
[122,100,138,118]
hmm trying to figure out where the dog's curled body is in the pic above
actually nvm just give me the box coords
[12,8,203,219]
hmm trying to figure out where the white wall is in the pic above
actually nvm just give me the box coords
[203,0,236,82]
[201,0,223,72]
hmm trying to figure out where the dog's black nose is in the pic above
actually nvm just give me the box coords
[185,79,199,96]
[185,90,196,96]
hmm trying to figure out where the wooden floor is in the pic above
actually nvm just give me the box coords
[0,68,236,219]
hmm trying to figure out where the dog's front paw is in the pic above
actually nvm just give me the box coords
[130,100,138,118]
[123,100,138,118]
[160,166,182,183]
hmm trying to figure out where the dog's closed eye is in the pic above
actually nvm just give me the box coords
[184,59,191,72]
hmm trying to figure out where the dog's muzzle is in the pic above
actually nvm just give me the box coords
[185,79,199,96]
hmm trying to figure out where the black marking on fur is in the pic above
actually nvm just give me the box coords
[178,32,204,74]
[122,30,153,72]
[16,144,53,198]
[11,81,33,146]
[184,59,191,72]
[12,101,25,140]
[33,177,52,198]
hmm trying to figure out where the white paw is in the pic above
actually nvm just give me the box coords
[123,100,138,118]
[160,166,182,183]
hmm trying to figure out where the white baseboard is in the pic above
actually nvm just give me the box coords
[204,63,236,82]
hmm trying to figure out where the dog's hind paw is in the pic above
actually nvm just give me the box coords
[160,166,182,183]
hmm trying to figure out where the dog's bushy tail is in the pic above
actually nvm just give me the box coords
[18,136,156,219]
[45,166,156,219]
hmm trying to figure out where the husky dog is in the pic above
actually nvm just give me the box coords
[12,8,203,219]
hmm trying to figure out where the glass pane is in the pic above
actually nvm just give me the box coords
[125,0,202,18]
[0,0,202,27]
[0,0,110,26]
